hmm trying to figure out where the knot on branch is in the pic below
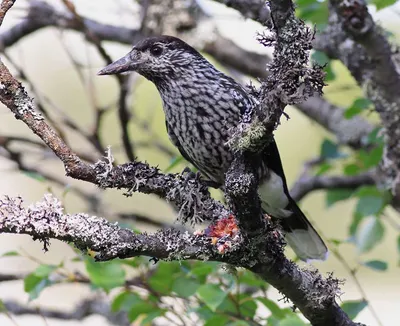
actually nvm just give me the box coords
[305,272,342,307]
[94,148,229,225]
[227,6,325,156]
[167,174,216,225]
[225,153,266,236]
[336,0,371,35]
[0,194,64,250]
[260,21,324,109]
[226,116,268,153]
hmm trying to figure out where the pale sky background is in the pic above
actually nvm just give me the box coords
[0,1,400,325]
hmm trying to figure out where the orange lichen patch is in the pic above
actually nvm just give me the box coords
[205,214,239,238]
[217,241,232,254]
[193,230,204,236]
[263,213,272,221]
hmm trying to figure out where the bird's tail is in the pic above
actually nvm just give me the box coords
[276,199,328,262]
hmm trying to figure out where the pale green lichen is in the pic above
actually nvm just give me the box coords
[227,118,268,153]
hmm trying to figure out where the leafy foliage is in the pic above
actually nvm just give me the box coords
[24,264,58,300]
[6,1,398,326]
[341,300,368,320]
[361,260,388,271]
[85,257,126,292]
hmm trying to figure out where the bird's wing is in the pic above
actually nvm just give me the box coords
[260,140,328,261]
[221,77,258,117]
[165,121,194,165]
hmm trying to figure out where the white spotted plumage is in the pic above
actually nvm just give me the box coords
[98,35,328,261]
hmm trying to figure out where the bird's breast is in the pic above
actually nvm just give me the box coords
[161,93,239,182]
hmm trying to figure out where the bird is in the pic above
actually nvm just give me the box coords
[98,35,328,261]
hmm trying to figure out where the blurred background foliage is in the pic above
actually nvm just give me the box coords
[0,0,400,325]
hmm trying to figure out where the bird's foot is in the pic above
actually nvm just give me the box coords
[181,167,220,189]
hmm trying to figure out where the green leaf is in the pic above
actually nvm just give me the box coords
[354,186,381,197]
[0,299,6,312]
[238,270,267,288]
[397,235,400,254]
[128,302,156,322]
[362,260,388,271]
[354,186,387,217]
[320,139,343,159]
[34,264,57,277]
[279,315,307,326]
[22,171,46,182]
[165,156,185,172]
[197,284,227,312]
[366,128,383,146]
[344,98,372,119]
[190,262,217,283]
[312,51,328,66]
[343,163,361,176]
[341,300,368,319]
[266,316,280,326]
[195,304,214,321]
[349,211,364,236]
[356,216,385,254]
[238,295,257,318]
[23,264,58,301]
[358,146,383,169]
[297,0,328,25]
[257,297,287,320]
[172,277,200,298]
[1,251,19,257]
[330,238,343,246]
[227,322,250,326]
[120,258,142,268]
[85,258,125,292]
[23,274,52,301]
[140,309,166,325]
[315,162,332,176]
[324,63,336,82]
[325,189,354,208]
[111,291,141,312]
[355,196,384,217]
[148,261,180,294]
[204,315,229,326]
[373,0,397,10]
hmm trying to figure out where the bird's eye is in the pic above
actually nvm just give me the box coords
[150,45,163,56]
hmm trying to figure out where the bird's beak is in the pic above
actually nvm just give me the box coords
[97,51,137,75]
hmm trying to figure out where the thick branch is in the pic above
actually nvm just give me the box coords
[0,194,359,326]
[3,299,128,325]
[316,1,400,200]
[0,194,220,261]
[297,97,374,148]
[291,170,376,202]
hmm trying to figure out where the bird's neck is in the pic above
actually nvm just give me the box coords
[155,63,223,95]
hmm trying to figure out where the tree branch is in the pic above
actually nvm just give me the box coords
[296,97,374,148]
[3,299,129,325]
[0,1,360,324]
[0,194,359,326]
[315,0,400,200]
[291,170,376,202]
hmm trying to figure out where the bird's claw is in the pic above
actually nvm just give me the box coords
[181,167,201,188]
[181,167,220,189]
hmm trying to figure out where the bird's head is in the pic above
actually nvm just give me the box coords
[98,35,204,83]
